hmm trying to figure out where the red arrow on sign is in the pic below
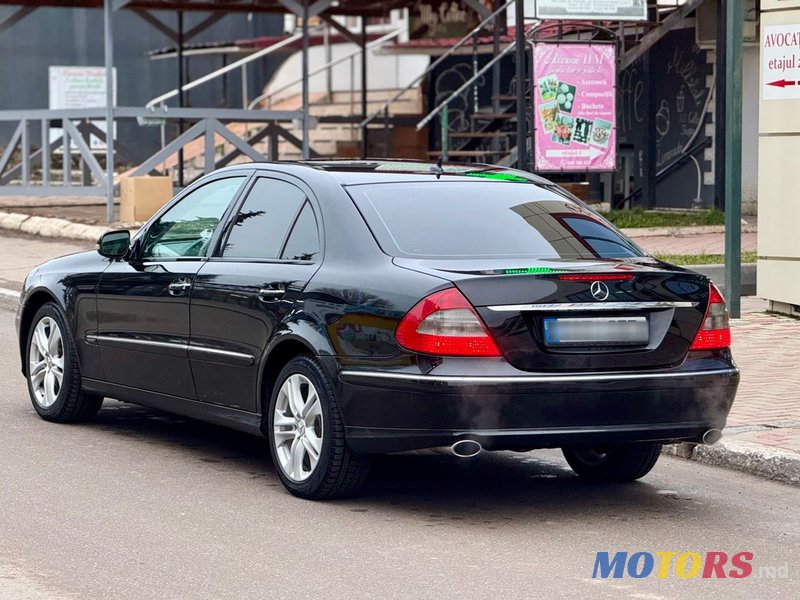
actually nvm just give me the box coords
[767,79,797,88]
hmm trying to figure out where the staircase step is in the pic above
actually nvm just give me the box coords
[449,131,512,139]
[427,150,501,158]
[492,95,517,101]
[470,112,516,121]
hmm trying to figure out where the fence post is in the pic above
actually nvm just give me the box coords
[204,119,215,174]
[63,124,70,188]
[441,104,449,162]
[41,119,50,187]
[21,118,30,187]
[81,119,91,185]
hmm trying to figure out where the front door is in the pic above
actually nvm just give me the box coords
[95,174,249,398]
[189,175,322,411]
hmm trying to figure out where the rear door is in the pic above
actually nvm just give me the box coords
[95,174,248,398]
[189,175,322,411]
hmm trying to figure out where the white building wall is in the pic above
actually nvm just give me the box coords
[742,45,760,215]
[264,43,429,101]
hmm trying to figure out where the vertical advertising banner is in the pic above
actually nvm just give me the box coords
[533,43,616,172]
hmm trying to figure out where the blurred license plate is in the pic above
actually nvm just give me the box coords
[543,316,649,347]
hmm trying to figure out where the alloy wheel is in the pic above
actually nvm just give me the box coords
[273,374,324,482]
[28,317,65,408]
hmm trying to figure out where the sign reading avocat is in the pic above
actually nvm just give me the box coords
[762,23,800,99]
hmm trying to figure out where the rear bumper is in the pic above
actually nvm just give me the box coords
[337,364,739,453]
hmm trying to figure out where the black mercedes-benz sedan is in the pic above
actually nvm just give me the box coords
[16,160,738,499]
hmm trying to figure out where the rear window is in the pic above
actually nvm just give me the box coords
[349,182,644,259]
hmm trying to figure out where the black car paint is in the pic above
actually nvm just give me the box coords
[16,161,739,451]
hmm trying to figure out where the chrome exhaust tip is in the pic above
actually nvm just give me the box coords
[451,439,482,458]
[702,429,723,445]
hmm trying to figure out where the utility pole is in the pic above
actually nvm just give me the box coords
[301,1,310,159]
[723,0,743,317]
[177,10,185,187]
[514,0,526,170]
[103,0,114,222]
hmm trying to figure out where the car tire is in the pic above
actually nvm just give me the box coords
[267,356,371,500]
[25,303,103,423]
[562,443,662,483]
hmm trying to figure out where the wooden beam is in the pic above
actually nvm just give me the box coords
[620,0,706,71]
[320,14,360,45]
[184,11,225,41]
[134,9,178,41]
[464,0,491,19]
[0,6,36,35]
[279,0,333,18]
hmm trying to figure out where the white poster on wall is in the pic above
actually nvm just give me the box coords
[535,0,647,21]
[48,66,116,150]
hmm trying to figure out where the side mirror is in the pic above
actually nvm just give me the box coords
[97,230,131,258]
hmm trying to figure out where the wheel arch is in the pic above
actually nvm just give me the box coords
[18,288,62,376]
[258,321,334,429]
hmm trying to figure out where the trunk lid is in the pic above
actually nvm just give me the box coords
[394,258,709,372]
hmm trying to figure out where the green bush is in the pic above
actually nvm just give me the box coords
[600,209,725,229]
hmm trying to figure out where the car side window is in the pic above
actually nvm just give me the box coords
[281,202,320,261]
[140,177,245,260]
[222,178,307,259]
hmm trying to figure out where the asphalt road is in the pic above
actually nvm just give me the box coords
[1,306,798,599]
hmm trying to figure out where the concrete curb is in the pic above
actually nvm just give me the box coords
[0,210,112,242]
[0,287,20,312]
[688,263,757,296]
[2,207,752,244]
[663,440,800,486]
[622,224,757,238]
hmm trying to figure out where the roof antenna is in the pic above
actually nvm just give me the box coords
[431,157,444,179]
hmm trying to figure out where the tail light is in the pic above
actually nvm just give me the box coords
[690,283,731,350]
[396,287,501,356]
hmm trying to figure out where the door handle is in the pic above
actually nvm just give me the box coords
[168,278,193,296]
[258,285,286,302]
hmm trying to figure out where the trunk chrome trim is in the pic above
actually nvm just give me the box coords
[485,301,698,312]
[340,368,738,384]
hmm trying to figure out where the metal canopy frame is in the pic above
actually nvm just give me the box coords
[0,1,404,16]
[0,0,396,221]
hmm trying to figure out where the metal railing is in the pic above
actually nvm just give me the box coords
[359,0,515,129]
[247,28,403,110]
[0,107,303,199]
[416,40,518,132]
[145,29,321,110]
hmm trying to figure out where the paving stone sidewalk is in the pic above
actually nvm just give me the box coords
[726,297,800,452]
[630,231,758,255]
[661,296,800,485]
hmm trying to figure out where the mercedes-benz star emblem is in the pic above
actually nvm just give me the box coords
[590,280,610,301]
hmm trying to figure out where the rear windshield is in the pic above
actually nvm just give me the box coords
[349,182,644,260]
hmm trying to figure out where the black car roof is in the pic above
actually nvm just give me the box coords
[221,159,555,187]
[303,159,555,186]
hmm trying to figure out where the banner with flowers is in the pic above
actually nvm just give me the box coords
[533,43,616,172]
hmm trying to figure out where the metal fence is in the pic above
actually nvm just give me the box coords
[0,106,304,212]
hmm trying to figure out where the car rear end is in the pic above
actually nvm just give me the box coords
[337,173,739,454]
